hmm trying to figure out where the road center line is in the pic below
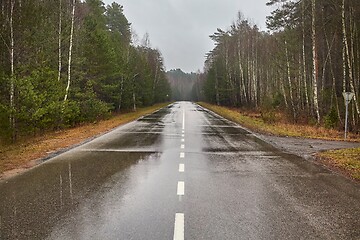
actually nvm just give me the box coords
[180,144,185,149]
[180,152,185,158]
[177,181,185,195]
[179,164,185,172]
[173,213,184,240]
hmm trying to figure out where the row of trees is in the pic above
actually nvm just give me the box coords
[0,0,170,142]
[201,0,360,131]
[167,69,198,101]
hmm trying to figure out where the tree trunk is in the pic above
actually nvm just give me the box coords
[237,39,247,105]
[285,39,296,119]
[325,32,342,124]
[342,0,360,117]
[9,0,15,141]
[311,0,321,123]
[152,61,159,103]
[57,0,62,82]
[63,0,76,103]
[342,0,347,92]
[302,0,309,110]
[215,65,220,106]
[132,92,136,111]
[253,37,258,108]
[132,73,139,111]
[281,71,288,109]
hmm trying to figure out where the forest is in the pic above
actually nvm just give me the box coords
[167,69,199,101]
[0,0,171,142]
[199,0,360,132]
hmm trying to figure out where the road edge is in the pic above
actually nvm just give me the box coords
[0,103,173,182]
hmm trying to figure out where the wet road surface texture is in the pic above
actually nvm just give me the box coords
[1,102,359,239]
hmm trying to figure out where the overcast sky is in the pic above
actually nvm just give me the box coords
[103,0,272,73]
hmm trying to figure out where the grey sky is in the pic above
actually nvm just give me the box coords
[103,0,271,73]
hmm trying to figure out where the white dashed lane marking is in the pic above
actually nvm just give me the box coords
[179,164,185,172]
[177,181,185,195]
[174,107,186,240]
[173,213,184,240]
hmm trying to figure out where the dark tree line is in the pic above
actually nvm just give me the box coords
[201,0,360,131]
[0,0,171,142]
[167,69,199,101]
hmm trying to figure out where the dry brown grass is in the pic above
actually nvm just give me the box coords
[0,103,169,177]
[318,148,360,180]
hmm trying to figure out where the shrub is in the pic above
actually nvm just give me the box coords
[261,110,277,124]
[324,107,339,129]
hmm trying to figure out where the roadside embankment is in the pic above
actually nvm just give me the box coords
[199,102,360,181]
[0,103,170,179]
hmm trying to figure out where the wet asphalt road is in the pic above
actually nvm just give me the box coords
[1,102,360,240]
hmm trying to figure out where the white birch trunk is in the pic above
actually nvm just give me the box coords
[237,39,248,104]
[133,92,136,112]
[132,73,139,111]
[302,0,309,109]
[57,0,62,82]
[9,0,15,139]
[349,8,360,120]
[342,0,347,92]
[342,0,360,117]
[252,37,258,107]
[311,0,321,123]
[281,75,289,108]
[64,0,76,102]
[285,39,296,118]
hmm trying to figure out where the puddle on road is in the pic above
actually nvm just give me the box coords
[0,150,155,239]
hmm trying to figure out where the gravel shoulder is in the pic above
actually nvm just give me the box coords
[256,134,360,160]
[254,133,360,182]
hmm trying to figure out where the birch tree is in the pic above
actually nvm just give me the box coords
[9,0,15,140]
[302,0,309,110]
[63,0,75,103]
[57,0,62,82]
[311,0,320,123]
[342,0,360,117]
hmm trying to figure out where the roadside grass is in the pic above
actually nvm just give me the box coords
[199,102,359,141]
[318,148,360,180]
[199,102,360,181]
[0,103,169,177]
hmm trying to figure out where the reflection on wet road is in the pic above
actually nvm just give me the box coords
[0,102,359,239]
